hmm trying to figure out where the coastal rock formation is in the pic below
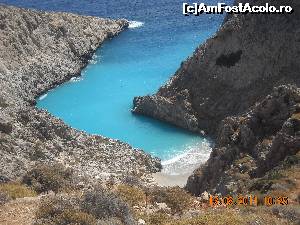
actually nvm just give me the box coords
[186,85,300,195]
[133,0,300,136]
[0,5,161,182]
[133,89,199,132]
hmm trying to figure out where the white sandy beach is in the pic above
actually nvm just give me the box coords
[152,172,192,188]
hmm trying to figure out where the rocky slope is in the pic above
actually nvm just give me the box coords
[133,0,300,197]
[0,5,161,182]
[186,85,300,196]
[133,0,300,136]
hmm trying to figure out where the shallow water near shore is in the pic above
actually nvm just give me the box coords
[3,0,231,175]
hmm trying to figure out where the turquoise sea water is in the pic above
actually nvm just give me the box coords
[2,0,231,174]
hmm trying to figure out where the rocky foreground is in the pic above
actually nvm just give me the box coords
[0,5,161,182]
[133,0,300,198]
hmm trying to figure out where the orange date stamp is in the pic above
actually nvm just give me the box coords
[209,195,289,207]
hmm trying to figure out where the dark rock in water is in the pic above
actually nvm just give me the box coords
[0,5,161,182]
[133,0,300,136]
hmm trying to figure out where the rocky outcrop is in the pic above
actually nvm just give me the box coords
[0,5,161,182]
[186,85,300,195]
[133,89,199,132]
[133,0,300,136]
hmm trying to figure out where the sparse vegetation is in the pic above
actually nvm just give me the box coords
[148,186,193,214]
[116,184,146,206]
[82,187,135,225]
[35,195,97,225]
[0,182,37,200]
[22,163,74,193]
[140,207,297,225]
[35,187,136,225]
[142,212,170,225]
[172,208,294,225]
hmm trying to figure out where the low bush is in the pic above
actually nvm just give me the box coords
[35,187,136,225]
[82,187,135,225]
[148,187,193,214]
[116,184,146,206]
[22,163,74,193]
[35,195,96,225]
[0,182,37,199]
[143,212,170,225]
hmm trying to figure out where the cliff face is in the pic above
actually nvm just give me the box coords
[133,0,300,136]
[132,0,300,197]
[186,85,300,195]
[0,5,161,181]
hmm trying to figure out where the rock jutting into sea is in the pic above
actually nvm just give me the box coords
[132,0,300,197]
[0,4,161,182]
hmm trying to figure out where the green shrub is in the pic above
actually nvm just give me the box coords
[116,184,146,206]
[0,182,37,199]
[22,163,74,193]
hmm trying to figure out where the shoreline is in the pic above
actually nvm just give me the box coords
[152,172,192,188]
[0,4,161,182]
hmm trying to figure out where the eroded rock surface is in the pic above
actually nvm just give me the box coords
[0,5,161,182]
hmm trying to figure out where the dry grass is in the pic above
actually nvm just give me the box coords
[22,163,74,193]
[141,207,296,225]
[148,187,193,214]
[35,196,97,225]
[0,182,37,200]
[115,184,146,206]
[291,113,300,120]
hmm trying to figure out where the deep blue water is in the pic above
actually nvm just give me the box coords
[2,0,231,174]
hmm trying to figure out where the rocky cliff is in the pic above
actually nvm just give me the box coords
[186,85,300,196]
[133,0,300,136]
[133,0,300,197]
[0,5,161,182]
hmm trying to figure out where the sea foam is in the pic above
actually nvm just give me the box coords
[69,77,83,83]
[161,141,211,176]
[128,21,144,29]
[38,93,48,100]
